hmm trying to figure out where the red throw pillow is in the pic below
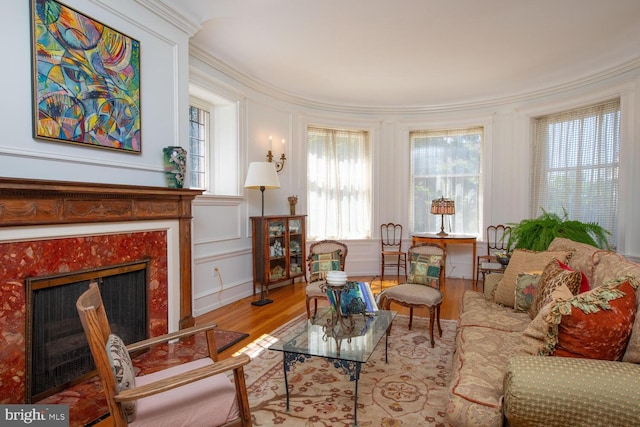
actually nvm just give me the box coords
[550,279,636,360]
[557,260,590,293]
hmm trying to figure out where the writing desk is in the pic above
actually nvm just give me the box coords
[412,233,477,285]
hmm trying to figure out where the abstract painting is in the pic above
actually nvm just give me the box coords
[31,0,141,153]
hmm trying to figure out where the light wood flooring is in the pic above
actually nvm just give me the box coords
[196,275,473,360]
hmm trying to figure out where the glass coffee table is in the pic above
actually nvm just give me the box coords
[269,308,396,426]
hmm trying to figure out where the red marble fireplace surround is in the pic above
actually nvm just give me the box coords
[0,178,202,405]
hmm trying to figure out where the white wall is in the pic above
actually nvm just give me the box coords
[1,0,191,187]
[2,2,639,318]
[1,0,199,318]
[188,47,640,315]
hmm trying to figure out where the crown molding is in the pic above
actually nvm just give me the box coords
[135,0,201,36]
[190,42,640,116]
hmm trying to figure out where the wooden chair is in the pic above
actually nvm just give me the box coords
[475,224,511,289]
[380,223,407,282]
[305,240,348,319]
[378,243,445,347]
[76,282,252,427]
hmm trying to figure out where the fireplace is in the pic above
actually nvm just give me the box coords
[0,177,202,404]
[25,261,149,402]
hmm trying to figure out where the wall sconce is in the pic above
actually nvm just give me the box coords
[266,136,286,172]
[431,196,455,236]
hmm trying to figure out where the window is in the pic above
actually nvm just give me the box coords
[188,87,240,195]
[189,105,208,190]
[307,126,371,240]
[409,127,482,235]
[532,99,620,247]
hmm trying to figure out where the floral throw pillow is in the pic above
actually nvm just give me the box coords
[408,253,442,287]
[106,334,136,422]
[514,272,541,312]
[309,250,342,281]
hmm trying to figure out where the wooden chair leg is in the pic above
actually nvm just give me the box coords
[428,306,436,347]
[402,256,407,282]
[232,366,251,425]
[436,304,442,337]
[381,255,385,281]
[408,307,414,330]
[305,297,311,319]
[313,298,318,318]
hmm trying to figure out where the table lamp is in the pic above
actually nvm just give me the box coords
[431,196,455,236]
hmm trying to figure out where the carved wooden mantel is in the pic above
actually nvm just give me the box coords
[0,177,203,328]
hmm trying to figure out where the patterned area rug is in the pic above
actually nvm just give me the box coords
[235,313,456,427]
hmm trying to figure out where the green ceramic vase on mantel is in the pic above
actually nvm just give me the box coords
[163,146,186,188]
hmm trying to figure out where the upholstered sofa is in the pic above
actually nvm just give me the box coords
[445,237,640,427]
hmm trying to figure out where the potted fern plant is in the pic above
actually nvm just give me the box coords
[506,208,611,252]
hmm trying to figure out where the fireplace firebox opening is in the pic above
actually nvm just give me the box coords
[25,260,150,403]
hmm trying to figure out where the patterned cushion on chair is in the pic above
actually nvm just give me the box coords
[305,281,325,297]
[106,334,137,422]
[383,283,442,306]
[309,250,342,281]
[407,253,442,286]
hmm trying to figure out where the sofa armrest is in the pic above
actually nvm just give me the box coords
[504,356,640,427]
[483,273,503,299]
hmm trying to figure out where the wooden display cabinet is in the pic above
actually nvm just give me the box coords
[251,215,307,295]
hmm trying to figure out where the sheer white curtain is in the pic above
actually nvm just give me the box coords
[532,99,620,247]
[409,127,482,235]
[307,126,371,240]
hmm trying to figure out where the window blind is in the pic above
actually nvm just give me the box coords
[532,99,620,247]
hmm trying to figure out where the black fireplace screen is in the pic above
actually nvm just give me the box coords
[25,260,149,402]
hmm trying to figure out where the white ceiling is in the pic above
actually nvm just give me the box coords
[161,0,640,108]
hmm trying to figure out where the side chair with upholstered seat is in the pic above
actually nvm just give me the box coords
[305,239,348,319]
[377,243,446,347]
[76,282,252,427]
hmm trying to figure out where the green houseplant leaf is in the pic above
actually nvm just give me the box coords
[506,208,611,252]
